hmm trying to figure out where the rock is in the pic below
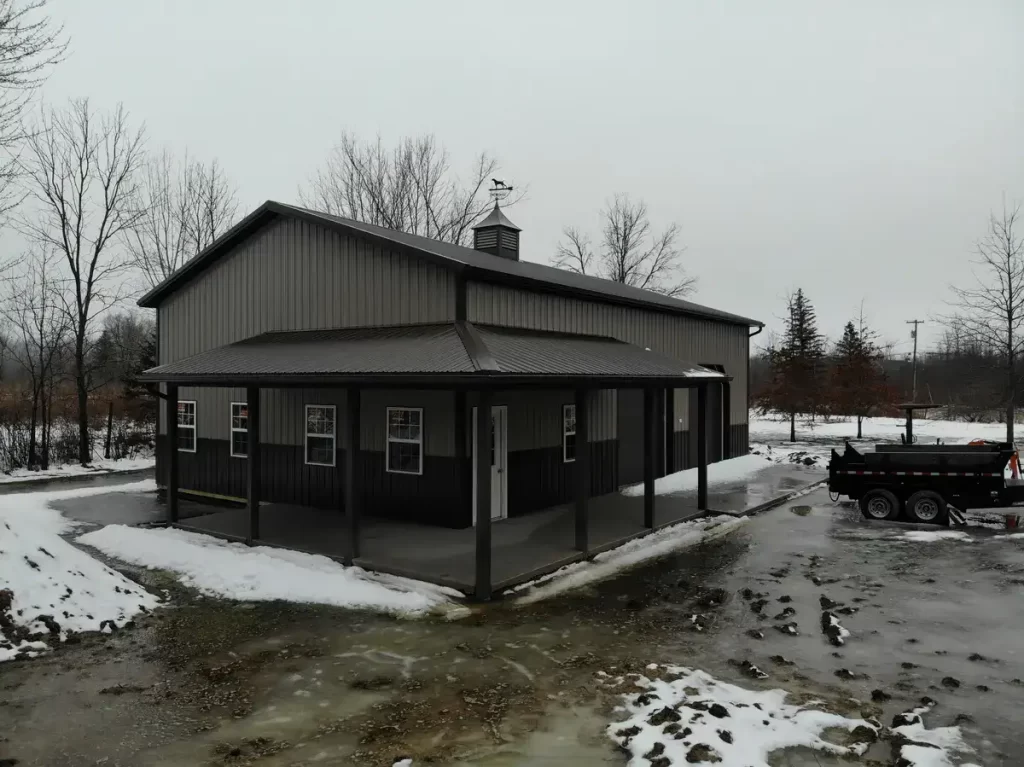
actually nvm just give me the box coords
[625,598,645,611]
[697,588,729,608]
[746,629,764,640]
[820,611,847,646]
[871,689,891,702]
[777,595,793,603]
[834,668,859,680]
[906,638,919,644]
[685,744,721,763]
[749,599,768,614]
[648,707,682,726]
[892,711,922,728]
[851,724,878,743]
[736,660,768,680]
[954,713,975,725]
[775,622,799,636]
[615,724,641,742]
[819,595,839,609]
[941,676,961,689]
[968,652,987,662]
[643,742,666,762]
[901,662,918,670]
[708,703,730,719]
[772,607,796,621]
[739,588,754,600]
[835,606,860,616]
[976,684,991,692]
[770,655,795,666]
[718,729,733,743]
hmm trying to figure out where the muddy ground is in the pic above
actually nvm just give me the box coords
[2,488,1023,766]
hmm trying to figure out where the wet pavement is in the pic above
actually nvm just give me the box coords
[0,467,154,497]
[2,486,1023,765]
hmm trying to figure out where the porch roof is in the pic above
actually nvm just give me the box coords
[139,321,727,387]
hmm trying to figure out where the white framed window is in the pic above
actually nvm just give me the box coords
[230,402,248,458]
[305,404,336,466]
[562,403,576,463]
[386,407,423,475]
[177,400,196,453]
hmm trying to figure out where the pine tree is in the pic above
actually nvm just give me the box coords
[830,316,891,438]
[763,289,826,441]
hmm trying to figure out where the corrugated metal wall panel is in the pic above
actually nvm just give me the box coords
[467,282,749,424]
[158,217,456,441]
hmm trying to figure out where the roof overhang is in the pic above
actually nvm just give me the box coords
[139,322,730,389]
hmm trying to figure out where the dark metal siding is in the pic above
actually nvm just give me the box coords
[467,282,749,427]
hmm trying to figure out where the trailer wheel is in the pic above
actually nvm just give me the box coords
[859,489,900,521]
[905,490,947,525]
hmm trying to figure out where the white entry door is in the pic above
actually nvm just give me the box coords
[473,405,508,523]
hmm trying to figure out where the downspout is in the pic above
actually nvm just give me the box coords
[746,325,764,454]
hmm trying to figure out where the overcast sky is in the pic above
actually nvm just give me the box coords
[35,0,1024,355]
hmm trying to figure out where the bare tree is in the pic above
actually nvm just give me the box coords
[554,193,696,297]
[946,202,1024,442]
[18,98,146,464]
[0,247,69,467]
[300,132,520,246]
[125,149,238,288]
[0,1,66,218]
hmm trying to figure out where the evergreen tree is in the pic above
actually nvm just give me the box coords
[830,317,891,438]
[762,289,826,441]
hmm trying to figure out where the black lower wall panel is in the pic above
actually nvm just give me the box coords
[730,424,749,458]
[507,440,617,517]
[159,436,469,528]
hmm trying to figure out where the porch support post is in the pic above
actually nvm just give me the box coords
[643,386,656,529]
[167,383,179,525]
[697,382,708,511]
[574,388,589,554]
[246,386,261,545]
[722,380,732,460]
[475,389,493,601]
[344,387,361,565]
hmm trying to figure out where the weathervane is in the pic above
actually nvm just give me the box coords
[489,179,513,204]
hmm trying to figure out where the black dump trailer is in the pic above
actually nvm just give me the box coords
[828,441,1024,524]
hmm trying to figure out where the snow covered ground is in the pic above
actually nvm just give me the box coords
[0,455,155,484]
[0,481,160,662]
[622,454,773,497]
[77,525,465,619]
[603,664,980,766]
[513,515,746,604]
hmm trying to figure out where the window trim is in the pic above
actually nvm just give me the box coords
[230,401,248,459]
[177,400,197,454]
[562,403,576,463]
[386,406,424,476]
[304,404,336,467]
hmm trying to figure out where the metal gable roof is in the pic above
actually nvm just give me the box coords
[139,322,727,385]
[138,200,761,328]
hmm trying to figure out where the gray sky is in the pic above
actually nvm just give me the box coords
[38,0,1024,355]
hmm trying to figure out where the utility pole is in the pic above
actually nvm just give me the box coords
[906,319,924,401]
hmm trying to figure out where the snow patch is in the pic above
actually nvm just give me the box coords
[77,524,463,618]
[513,515,746,604]
[900,530,975,543]
[0,481,160,662]
[622,454,773,497]
[606,664,879,766]
[892,701,976,766]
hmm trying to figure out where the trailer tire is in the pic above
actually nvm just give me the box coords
[859,489,900,521]
[905,490,947,525]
